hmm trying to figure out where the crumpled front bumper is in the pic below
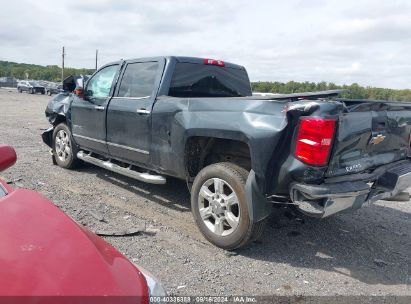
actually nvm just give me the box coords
[290,160,411,218]
[42,127,54,148]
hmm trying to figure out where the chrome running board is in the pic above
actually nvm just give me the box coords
[77,151,166,185]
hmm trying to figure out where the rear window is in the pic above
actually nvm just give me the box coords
[168,62,251,98]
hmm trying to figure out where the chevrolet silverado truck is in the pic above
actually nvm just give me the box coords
[42,56,411,250]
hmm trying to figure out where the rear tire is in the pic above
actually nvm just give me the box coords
[52,123,80,169]
[191,162,266,250]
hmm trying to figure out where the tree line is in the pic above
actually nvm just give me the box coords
[252,81,411,102]
[0,60,94,82]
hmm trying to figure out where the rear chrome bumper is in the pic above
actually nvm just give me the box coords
[290,160,411,218]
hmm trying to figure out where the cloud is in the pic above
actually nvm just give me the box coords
[0,0,410,89]
[324,17,411,45]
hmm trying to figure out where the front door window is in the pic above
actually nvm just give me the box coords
[86,65,118,98]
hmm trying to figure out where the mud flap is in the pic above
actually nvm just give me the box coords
[42,127,54,148]
[245,170,272,222]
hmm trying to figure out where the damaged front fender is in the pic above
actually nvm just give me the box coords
[44,75,88,125]
[43,92,74,148]
[45,93,71,125]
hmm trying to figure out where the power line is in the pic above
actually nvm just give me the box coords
[61,46,65,83]
[95,49,98,70]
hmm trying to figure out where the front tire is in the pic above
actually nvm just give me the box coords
[191,162,266,250]
[52,123,80,169]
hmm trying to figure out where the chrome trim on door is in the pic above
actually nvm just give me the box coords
[107,142,149,155]
[73,134,106,144]
[73,134,149,155]
[111,96,151,100]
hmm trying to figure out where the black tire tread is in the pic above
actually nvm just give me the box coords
[192,162,267,250]
[213,162,267,247]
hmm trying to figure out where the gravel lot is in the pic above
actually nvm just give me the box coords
[0,88,410,297]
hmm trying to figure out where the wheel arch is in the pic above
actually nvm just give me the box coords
[184,132,272,224]
[184,134,253,181]
[52,114,67,126]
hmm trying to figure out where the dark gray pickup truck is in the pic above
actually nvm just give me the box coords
[42,56,411,249]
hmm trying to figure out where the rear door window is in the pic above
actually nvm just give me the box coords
[117,62,159,98]
[168,62,252,97]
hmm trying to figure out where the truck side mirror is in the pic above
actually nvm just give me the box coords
[74,87,84,98]
[83,89,94,101]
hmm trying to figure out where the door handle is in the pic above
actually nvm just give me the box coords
[94,105,105,111]
[136,108,150,115]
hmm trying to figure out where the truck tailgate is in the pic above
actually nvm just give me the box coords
[326,100,411,178]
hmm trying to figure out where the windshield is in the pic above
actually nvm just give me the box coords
[168,62,252,98]
[29,81,36,86]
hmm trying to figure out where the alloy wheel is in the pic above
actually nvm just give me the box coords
[55,130,72,162]
[198,177,240,236]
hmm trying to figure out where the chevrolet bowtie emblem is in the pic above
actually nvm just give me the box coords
[370,134,386,145]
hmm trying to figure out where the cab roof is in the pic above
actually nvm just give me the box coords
[105,56,246,70]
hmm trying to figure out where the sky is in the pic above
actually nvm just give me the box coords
[1,0,410,89]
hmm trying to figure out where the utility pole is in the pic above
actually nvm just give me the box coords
[61,46,65,84]
[95,49,98,70]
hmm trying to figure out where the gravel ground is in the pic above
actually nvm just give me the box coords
[0,88,410,297]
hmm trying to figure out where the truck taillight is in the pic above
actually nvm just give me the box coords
[203,58,225,67]
[295,117,336,166]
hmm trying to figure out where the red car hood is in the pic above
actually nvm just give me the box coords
[0,188,148,303]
